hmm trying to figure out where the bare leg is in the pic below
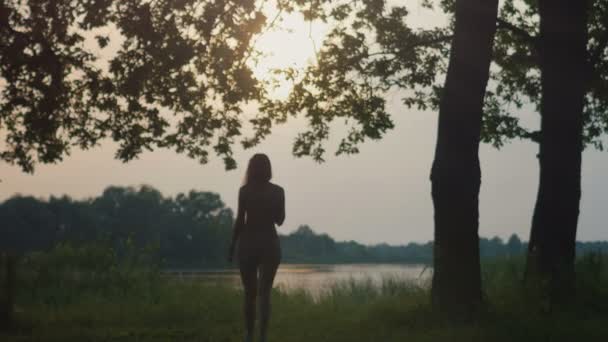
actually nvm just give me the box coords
[258,260,279,342]
[239,261,258,342]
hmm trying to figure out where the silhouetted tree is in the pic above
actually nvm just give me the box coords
[429,0,499,317]
[278,2,608,309]
[480,237,506,258]
[507,234,523,256]
[0,196,56,251]
[0,0,457,170]
[491,0,607,298]
[0,0,268,171]
[525,0,590,300]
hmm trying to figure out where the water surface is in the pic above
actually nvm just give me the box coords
[167,264,431,297]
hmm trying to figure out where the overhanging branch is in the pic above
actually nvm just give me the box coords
[496,18,539,49]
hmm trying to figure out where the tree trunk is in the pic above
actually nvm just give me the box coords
[525,0,589,302]
[430,0,499,318]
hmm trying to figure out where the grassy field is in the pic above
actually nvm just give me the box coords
[1,244,608,341]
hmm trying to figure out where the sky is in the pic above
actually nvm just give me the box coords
[1,2,607,245]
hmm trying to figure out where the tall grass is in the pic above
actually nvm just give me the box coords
[1,244,607,341]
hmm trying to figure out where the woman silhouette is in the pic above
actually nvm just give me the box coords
[229,153,285,342]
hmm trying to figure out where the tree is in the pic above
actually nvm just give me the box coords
[491,0,607,297]
[0,196,56,251]
[0,0,268,171]
[92,185,167,249]
[429,0,499,316]
[527,0,590,299]
[275,0,602,311]
[1,0,456,170]
[507,233,523,256]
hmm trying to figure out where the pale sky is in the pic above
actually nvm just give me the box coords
[1,2,607,245]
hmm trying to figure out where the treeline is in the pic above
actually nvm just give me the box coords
[1,186,607,268]
[0,186,234,268]
[283,225,523,264]
[283,225,608,264]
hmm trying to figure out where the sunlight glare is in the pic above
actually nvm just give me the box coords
[250,9,329,99]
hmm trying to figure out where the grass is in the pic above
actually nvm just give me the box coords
[1,244,608,341]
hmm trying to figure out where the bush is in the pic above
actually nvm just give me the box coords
[16,241,161,306]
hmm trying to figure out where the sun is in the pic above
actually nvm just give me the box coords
[249,8,329,99]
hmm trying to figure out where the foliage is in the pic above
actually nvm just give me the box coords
[490,0,608,148]
[6,1,606,171]
[269,0,608,156]
[1,0,268,171]
[262,0,452,161]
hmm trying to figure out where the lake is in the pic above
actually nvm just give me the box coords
[166,264,432,297]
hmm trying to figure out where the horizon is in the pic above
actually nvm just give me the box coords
[3,98,608,244]
[3,123,608,245]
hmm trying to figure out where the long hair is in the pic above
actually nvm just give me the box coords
[244,153,272,185]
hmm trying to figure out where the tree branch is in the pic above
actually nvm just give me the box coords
[417,34,454,47]
[367,34,453,59]
[496,18,538,48]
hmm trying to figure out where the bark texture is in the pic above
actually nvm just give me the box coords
[430,0,499,318]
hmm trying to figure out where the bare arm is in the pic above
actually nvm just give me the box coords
[228,187,246,261]
[275,187,285,226]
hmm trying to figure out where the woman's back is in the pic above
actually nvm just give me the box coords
[240,182,285,232]
[236,181,284,278]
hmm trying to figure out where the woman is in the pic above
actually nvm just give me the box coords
[228,153,285,342]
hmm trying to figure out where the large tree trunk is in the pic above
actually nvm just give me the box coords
[526,0,589,301]
[430,0,499,318]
